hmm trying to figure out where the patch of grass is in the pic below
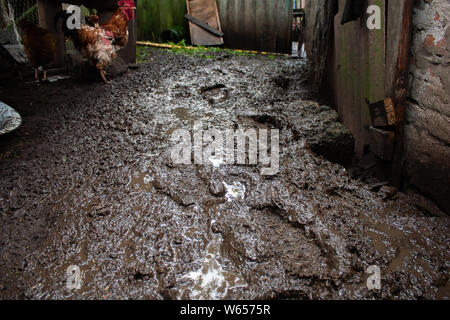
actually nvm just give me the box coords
[166,40,257,59]
[136,40,280,63]
[136,46,157,64]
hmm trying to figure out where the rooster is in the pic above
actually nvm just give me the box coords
[61,0,136,83]
[18,19,57,81]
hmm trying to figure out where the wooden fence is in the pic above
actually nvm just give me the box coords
[137,0,188,42]
[217,0,293,53]
[138,0,293,53]
[305,0,414,185]
[329,0,386,157]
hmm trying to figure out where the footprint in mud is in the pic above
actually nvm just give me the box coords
[173,84,192,98]
[272,75,290,89]
[199,84,230,106]
[173,107,191,121]
[237,113,283,130]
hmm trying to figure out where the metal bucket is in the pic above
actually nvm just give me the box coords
[0,101,22,135]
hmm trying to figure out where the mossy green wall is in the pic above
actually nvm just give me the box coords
[137,0,188,42]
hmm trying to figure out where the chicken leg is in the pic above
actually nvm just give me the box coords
[99,69,110,84]
[43,70,48,81]
[34,68,39,80]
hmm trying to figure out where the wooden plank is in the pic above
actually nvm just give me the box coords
[331,0,385,157]
[37,0,65,67]
[243,0,256,51]
[369,126,395,160]
[184,14,224,37]
[254,0,265,51]
[277,0,292,53]
[385,0,414,186]
[186,0,223,46]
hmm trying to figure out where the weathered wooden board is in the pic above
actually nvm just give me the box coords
[185,14,223,37]
[305,0,414,183]
[369,126,395,160]
[37,0,65,67]
[136,0,292,53]
[330,0,386,157]
[384,0,413,185]
[217,0,293,53]
[304,0,338,92]
[186,0,223,46]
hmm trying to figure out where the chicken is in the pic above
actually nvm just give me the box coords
[88,15,100,28]
[18,19,57,81]
[61,0,136,83]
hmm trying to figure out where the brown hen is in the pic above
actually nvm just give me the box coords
[18,19,56,81]
[61,0,136,83]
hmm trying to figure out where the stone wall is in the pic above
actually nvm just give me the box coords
[404,0,450,213]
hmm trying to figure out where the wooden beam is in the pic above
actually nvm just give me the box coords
[369,126,395,161]
[186,0,223,46]
[386,0,414,186]
[184,14,224,37]
[37,0,65,67]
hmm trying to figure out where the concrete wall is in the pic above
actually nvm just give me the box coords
[404,0,450,213]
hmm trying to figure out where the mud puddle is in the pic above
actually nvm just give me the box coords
[0,49,448,299]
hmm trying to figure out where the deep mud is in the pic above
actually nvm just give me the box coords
[0,49,449,299]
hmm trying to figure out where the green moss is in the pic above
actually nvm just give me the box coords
[137,40,273,64]
[164,41,258,59]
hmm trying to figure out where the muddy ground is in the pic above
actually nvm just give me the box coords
[0,49,449,300]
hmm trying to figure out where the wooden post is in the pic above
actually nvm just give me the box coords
[37,0,65,67]
[122,1,137,64]
[0,0,9,29]
[385,0,414,187]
